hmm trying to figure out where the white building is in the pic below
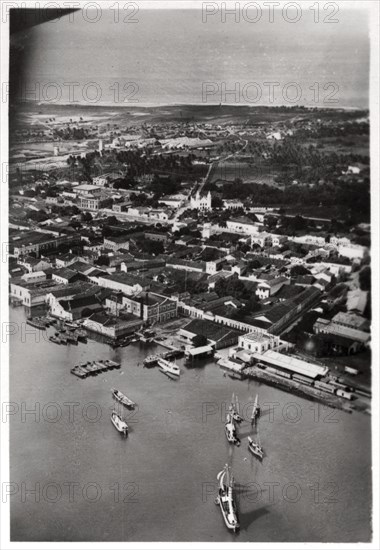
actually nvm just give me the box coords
[190,191,212,211]
[236,333,288,354]
[227,217,259,235]
[255,277,289,300]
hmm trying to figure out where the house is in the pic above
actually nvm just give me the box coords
[103,236,130,252]
[113,202,131,213]
[148,209,171,222]
[256,277,289,300]
[251,232,273,248]
[207,270,234,290]
[92,176,108,186]
[18,256,51,273]
[56,253,79,268]
[271,234,288,247]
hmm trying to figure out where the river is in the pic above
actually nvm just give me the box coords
[9,307,371,542]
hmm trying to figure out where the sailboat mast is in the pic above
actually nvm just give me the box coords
[235,395,240,415]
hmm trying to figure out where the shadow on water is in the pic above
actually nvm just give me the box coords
[238,505,270,532]
[237,426,255,440]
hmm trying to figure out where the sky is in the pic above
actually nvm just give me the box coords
[15,6,370,108]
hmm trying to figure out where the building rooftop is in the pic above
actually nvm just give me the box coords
[256,350,329,379]
[183,319,243,342]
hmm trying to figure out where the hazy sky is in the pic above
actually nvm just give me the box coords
[17,7,370,107]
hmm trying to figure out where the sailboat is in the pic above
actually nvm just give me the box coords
[229,393,243,423]
[215,464,239,532]
[111,399,129,436]
[248,435,264,460]
[251,395,261,426]
[225,413,240,446]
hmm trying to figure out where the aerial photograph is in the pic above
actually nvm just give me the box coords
[3,1,376,545]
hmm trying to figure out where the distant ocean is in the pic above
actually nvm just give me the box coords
[17,8,369,109]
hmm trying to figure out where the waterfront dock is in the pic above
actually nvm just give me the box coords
[243,365,354,413]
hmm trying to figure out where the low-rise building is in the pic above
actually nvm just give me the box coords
[122,292,177,323]
[113,202,131,213]
[179,319,242,349]
[51,268,86,285]
[256,277,289,300]
[12,231,80,258]
[21,271,47,284]
[227,217,259,235]
[314,317,370,346]
[96,272,148,296]
[234,332,291,354]
[79,195,112,211]
[18,256,51,273]
[83,311,143,339]
[103,236,130,252]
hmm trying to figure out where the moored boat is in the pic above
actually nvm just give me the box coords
[157,358,180,377]
[215,464,239,532]
[229,393,243,423]
[26,318,46,330]
[49,335,61,345]
[143,355,159,368]
[225,413,240,446]
[111,410,129,436]
[112,388,136,409]
[248,436,264,460]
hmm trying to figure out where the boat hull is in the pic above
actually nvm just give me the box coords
[217,490,239,532]
[111,413,128,436]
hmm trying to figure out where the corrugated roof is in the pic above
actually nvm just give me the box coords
[256,350,328,379]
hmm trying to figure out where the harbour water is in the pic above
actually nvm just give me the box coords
[9,308,371,542]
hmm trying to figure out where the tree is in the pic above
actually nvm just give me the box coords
[192,334,208,348]
[212,195,224,208]
[81,211,93,223]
